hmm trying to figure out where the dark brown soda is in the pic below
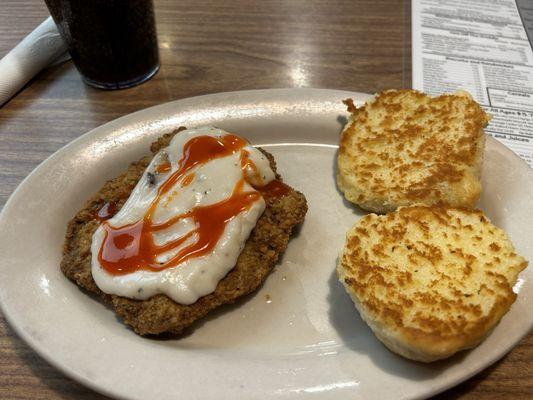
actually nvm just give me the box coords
[45,0,159,89]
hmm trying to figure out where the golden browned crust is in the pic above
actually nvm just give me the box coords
[337,205,527,362]
[337,90,491,213]
[61,129,307,335]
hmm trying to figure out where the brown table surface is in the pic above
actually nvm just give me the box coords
[0,0,531,399]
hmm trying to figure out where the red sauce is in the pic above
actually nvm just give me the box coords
[239,149,262,183]
[95,202,117,221]
[181,173,195,187]
[98,134,291,276]
[99,178,261,275]
[156,161,171,174]
[259,179,291,198]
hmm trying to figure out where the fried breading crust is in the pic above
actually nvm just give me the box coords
[61,130,307,335]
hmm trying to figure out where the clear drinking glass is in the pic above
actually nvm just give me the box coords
[44,0,160,89]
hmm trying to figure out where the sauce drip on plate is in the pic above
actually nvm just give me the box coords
[98,134,288,276]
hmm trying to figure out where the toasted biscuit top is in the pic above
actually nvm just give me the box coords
[338,205,527,357]
[337,90,490,212]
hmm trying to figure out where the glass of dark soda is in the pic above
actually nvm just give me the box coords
[44,0,160,89]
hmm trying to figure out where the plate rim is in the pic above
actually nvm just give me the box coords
[0,88,531,400]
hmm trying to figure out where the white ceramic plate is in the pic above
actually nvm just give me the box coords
[0,89,532,400]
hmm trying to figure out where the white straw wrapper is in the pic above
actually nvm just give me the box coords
[0,16,70,107]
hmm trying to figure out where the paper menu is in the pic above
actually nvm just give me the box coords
[412,0,533,167]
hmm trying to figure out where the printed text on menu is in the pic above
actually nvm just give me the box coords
[412,0,533,167]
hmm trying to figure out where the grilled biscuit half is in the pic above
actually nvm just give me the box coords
[337,205,527,362]
[337,90,490,213]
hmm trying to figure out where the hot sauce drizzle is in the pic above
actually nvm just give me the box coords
[155,161,171,174]
[239,149,262,184]
[181,173,195,187]
[259,179,291,198]
[95,202,117,221]
[98,134,288,276]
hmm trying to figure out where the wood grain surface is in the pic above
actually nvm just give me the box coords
[0,0,530,399]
